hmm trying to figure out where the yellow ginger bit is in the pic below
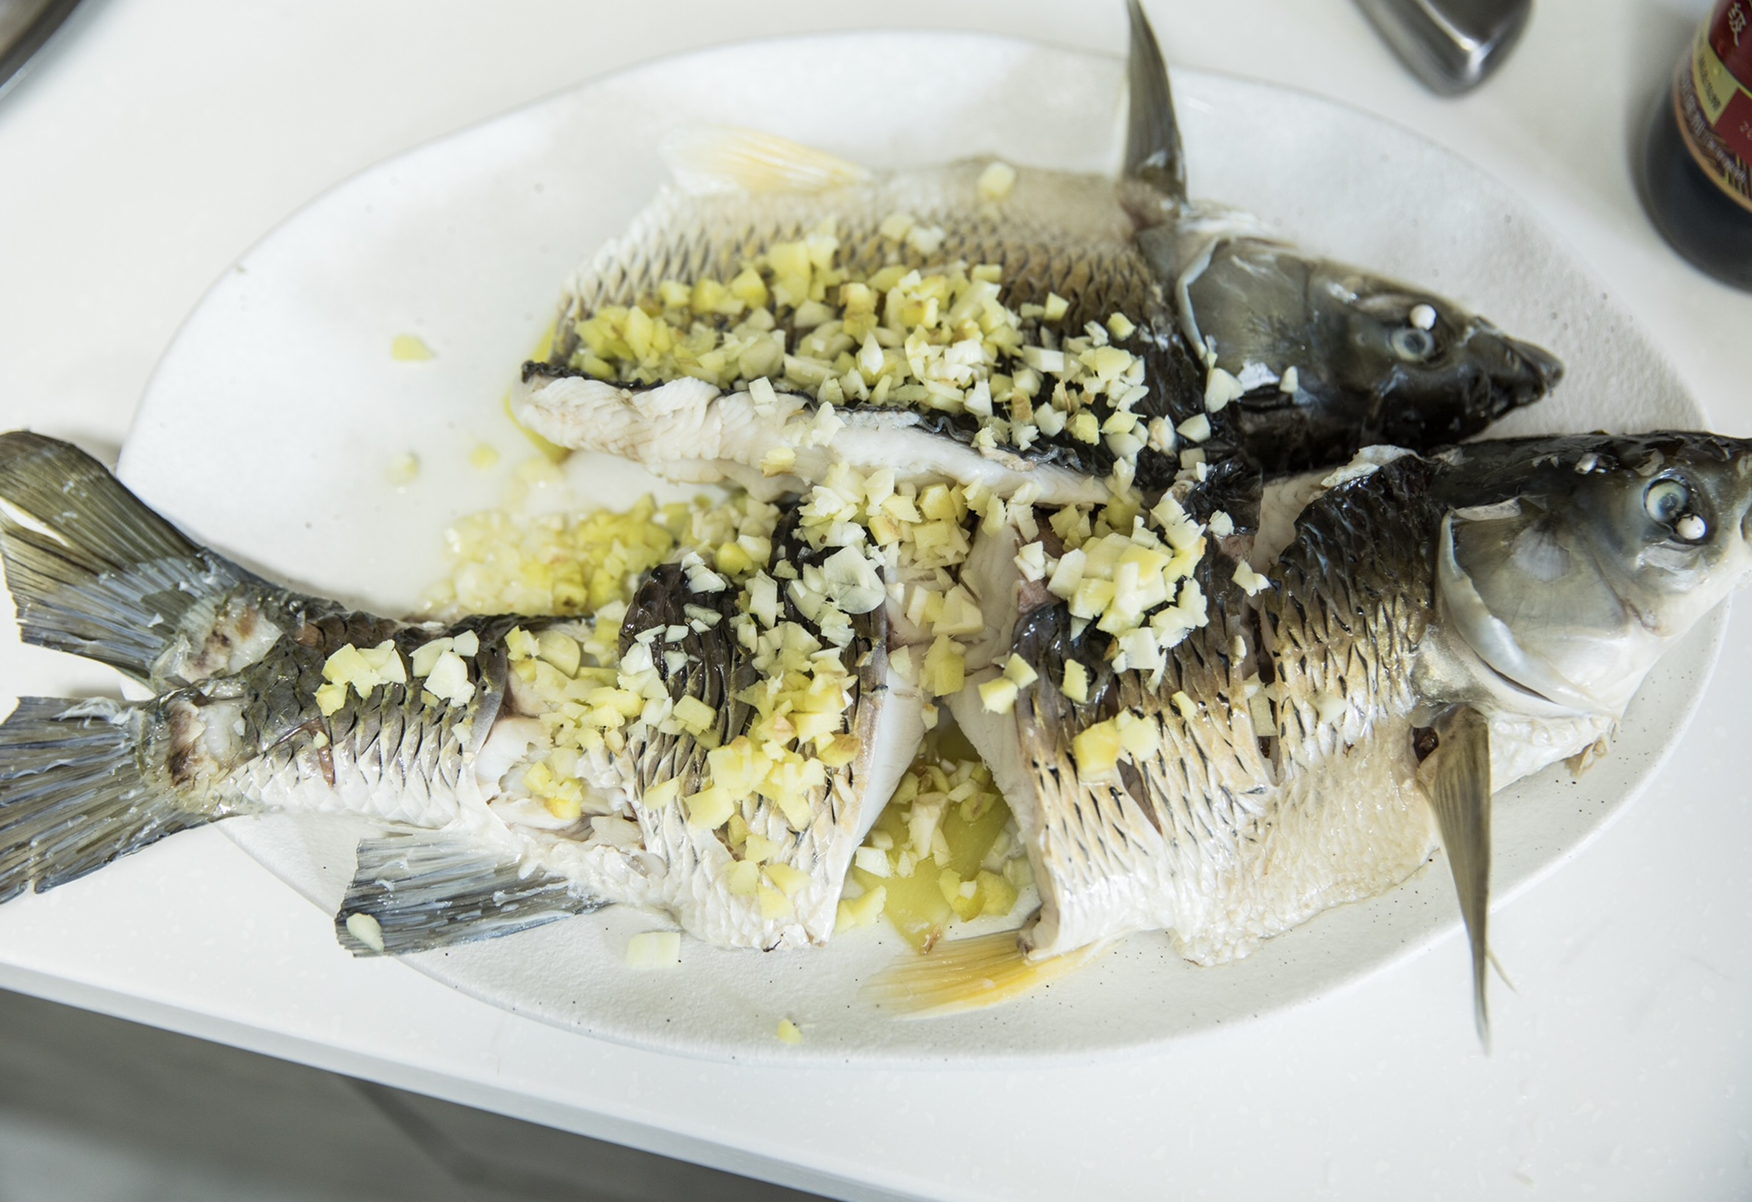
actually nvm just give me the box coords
[976,160,1017,201]
[836,887,887,933]
[684,785,734,831]
[1071,719,1122,779]
[729,267,769,311]
[1107,312,1137,340]
[742,833,780,864]
[673,695,717,734]
[1002,654,1039,689]
[625,931,681,969]
[1061,659,1090,703]
[390,334,434,362]
[1171,691,1199,722]
[536,630,582,677]
[816,732,860,767]
[764,862,810,896]
[978,676,1018,714]
[643,777,682,808]
[1116,712,1161,758]
[775,1019,804,1045]
[314,682,346,717]
[922,635,965,698]
[724,860,761,896]
[976,869,1018,916]
[758,884,794,920]
[760,446,797,477]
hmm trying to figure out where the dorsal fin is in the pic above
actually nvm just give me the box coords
[659,126,871,195]
[1122,0,1186,200]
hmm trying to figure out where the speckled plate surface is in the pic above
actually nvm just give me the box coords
[119,32,1709,1065]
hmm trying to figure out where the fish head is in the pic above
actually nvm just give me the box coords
[1434,433,1752,714]
[1309,263,1564,444]
[1180,239,1565,471]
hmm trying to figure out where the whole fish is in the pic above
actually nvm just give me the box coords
[514,1,1560,504]
[923,433,1752,1031]
[0,433,920,953]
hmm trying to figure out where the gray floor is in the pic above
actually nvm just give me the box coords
[0,987,828,1202]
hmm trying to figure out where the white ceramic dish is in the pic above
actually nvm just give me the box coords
[119,32,1707,1065]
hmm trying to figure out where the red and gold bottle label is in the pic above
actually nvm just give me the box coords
[1678,0,1752,211]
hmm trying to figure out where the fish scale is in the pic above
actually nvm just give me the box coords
[555,162,1166,354]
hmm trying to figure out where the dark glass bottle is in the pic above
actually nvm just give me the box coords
[1638,0,1752,290]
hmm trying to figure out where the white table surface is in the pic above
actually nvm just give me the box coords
[1,1,1748,1199]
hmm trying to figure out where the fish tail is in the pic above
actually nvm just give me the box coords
[861,930,1099,1017]
[0,432,252,683]
[0,696,212,901]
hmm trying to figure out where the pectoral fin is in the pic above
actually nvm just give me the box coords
[335,833,606,957]
[1420,705,1493,1043]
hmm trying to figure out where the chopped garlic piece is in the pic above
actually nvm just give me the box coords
[1234,560,1271,595]
[424,650,475,707]
[345,912,385,953]
[1204,367,1243,411]
[1177,413,1212,443]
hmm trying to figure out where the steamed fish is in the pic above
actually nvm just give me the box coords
[514,1,1559,502]
[926,433,1752,1029]
[0,434,920,953]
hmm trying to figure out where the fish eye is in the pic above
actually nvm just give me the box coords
[1390,326,1437,361]
[1643,478,1689,524]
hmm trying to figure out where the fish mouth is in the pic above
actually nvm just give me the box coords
[1472,325,1564,413]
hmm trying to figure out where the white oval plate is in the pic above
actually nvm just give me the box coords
[119,32,1709,1065]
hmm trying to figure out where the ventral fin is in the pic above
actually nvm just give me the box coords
[660,126,871,195]
[1123,0,1186,201]
[861,930,1098,1017]
[1419,704,1494,1045]
[335,832,606,957]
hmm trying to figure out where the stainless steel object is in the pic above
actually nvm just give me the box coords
[0,0,81,99]
[1352,0,1532,94]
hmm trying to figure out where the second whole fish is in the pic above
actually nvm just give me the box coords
[513,1,1561,505]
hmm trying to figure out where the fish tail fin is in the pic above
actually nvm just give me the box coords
[1123,0,1186,200]
[336,832,608,957]
[0,696,213,901]
[0,432,251,683]
[861,930,1098,1017]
